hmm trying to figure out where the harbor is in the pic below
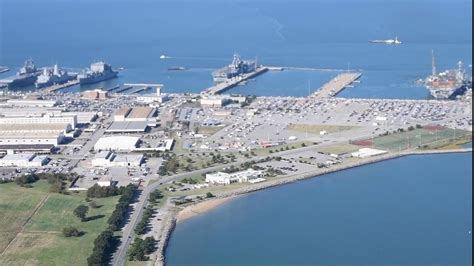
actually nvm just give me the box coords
[201,66,268,95]
[41,79,80,93]
[311,72,362,98]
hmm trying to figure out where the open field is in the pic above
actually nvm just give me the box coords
[351,127,472,151]
[0,181,119,266]
[287,124,357,135]
[316,143,361,155]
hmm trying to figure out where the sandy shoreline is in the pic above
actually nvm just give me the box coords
[176,196,237,223]
[156,148,472,265]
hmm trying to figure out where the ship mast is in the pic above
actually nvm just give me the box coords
[431,50,436,76]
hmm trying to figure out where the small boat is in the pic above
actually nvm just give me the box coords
[167,66,187,71]
[160,55,170,59]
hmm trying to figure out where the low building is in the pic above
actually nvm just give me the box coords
[0,153,49,167]
[106,121,149,133]
[94,136,140,152]
[200,97,229,108]
[0,123,68,152]
[205,169,263,185]
[83,89,109,100]
[5,99,57,107]
[0,113,77,129]
[91,151,143,167]
[351,148,388,158]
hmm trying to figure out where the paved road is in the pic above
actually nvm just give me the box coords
[111,140,348,265]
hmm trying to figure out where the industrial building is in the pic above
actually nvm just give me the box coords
[0,113,77,129]
[94,136,140,151]
[0,123,70,152]
[4,99,57,107]
[82,89,109,100]
[200,96,230,108]
[92,150,143,167]
[205,169,263,185]
[114,106,156,122]
[0,153,49,167]
[136,87,169,104]
[106,121,149,133]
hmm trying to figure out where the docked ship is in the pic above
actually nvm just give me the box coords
[0,59,41,88]
[77,61,118,85]
[369,37,402,45]
[423,51,471,99]
[212,54,257,83]
[35,64,77,89]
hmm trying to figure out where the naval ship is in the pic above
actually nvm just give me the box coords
[0,59,41,88]
[35,64,77,89]
[368,37,402,45]
[424,51,471,99]
[212,54,257,83]
[77,61,118,85]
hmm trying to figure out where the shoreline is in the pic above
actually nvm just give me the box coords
[155,148,472,266]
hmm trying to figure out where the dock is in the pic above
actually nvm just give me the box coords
[42,79,80,93]
[312,72,362,98]
[127,86,151,94]
[113,85,133,93]
[201,67,268,95]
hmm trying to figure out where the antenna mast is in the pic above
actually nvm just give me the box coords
[431,50,436,76]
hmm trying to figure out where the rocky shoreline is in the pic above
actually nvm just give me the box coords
[154,148,472,265]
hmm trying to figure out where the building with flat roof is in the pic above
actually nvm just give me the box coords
[200,96,230,108]
[0,123,68,151]
[106,121,149,133]
[0,113,77,129]
[83,89,109,100]
[114,107,132,121]
[351,148,388,158]
[5,99,57,107]
[91,150,143,167]
[94,136,140,151]
[0,153,49,167]
[205,169,263,185]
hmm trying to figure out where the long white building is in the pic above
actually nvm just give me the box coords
[0,153,49,167]
[205,169,263,185]
[0,114,77,129]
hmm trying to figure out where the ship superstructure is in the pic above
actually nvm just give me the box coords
[424,51,471,99]
[35,64,77,89]
[212,54,257,83]
[77,61,118,85]
[0,59,41,88]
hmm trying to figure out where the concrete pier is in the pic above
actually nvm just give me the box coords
[312,72,362,98]
[201,67,268,95]
[42,79,80,93]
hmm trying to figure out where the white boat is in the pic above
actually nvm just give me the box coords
[160,55,170,59]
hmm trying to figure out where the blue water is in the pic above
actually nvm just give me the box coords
[0,0,471,98]
[166,153,472,265]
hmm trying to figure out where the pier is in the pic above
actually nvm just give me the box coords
[42,79,80,93]
[201,67,268,95]
[312,72,362,98]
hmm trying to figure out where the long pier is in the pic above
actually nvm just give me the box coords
[312,72,362,98]
[42,79,80,93]
[201,67,268,95]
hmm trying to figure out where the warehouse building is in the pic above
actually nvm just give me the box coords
[351,148,388,158]
[5,99,57,107]
[0,123,69,152]
[0,113,77,129]
[94,136,140,152]
[91,150,143,167]
[106,121,149,133]
[0,153,49,167]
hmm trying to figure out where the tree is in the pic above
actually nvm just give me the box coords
[74,205,89,222]
[206,192,215,198]
[63,226,82,237]
[301,143,306,147]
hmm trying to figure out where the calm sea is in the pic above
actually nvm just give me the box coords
[0,0,472,98]
[166,153,472,265]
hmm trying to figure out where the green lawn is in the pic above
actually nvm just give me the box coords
[352,128,472,151]
[0,181,119,266]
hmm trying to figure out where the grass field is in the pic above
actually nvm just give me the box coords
[316,143,361,155]
[0,181,119,266]
[352,127,472,151]
[288,124,357,135]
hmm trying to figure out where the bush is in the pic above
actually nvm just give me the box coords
[14,174,38,186]
[205,192,215,198]
[62,226,82,237]
[87,184,119,198]
[74,205,89,222]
